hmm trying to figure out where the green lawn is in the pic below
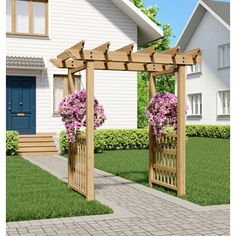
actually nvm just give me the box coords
[95,137,230,206]
[7,157,112,222]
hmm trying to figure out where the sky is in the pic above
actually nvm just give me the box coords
[143,0,230,46]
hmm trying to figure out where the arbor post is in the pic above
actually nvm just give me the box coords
[67,69,76,189]
[177,65,186,196]
[148,73,156,187]
[86,61,95,201]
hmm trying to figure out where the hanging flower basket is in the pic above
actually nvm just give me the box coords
[146,92,177,139]
[58,89,106,142]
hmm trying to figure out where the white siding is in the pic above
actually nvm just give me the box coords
[185,12,230,125]
[6,0,138,132]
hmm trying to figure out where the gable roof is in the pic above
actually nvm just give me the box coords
[176,0,230,51]
[110,0,163,46]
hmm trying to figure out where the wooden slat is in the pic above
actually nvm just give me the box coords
[153,164,176,174]
[18,147,57,152]
[153,148,177,155]
[93,42,110,53]
[19,137,52,142]
[151,179,177,190]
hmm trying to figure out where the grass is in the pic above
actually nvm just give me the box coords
[95,137,230,206]
[7,157,112,222]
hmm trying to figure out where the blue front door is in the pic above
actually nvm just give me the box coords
[6,76,36,134]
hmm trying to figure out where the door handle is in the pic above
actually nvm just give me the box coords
[8,107,11,111]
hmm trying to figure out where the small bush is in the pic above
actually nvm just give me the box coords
[60,131,69,154]
[6,131,19,155]
[186,125,230,139]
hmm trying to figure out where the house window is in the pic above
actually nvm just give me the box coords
[187,62,202,74]
[6,0,48,36]
[187,93,202,116]
[218,44,230,68]
[53,75,81,115]
[217,90,230,115]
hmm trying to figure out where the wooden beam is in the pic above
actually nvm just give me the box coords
[181,48,201,57]
[152,67,178,76]
[70,40,85,50]
[160,46,180,57]
[176,65,186,197]
[68,69,75,93]
[86,61,95,201]
[137,46,156,55]
[63,77,68,96]
[70,62,86,73]
[148,72,156,187]
[93,42,110,53]
[61,49,201,65]
[116,43,134,54]
[57,40,85,61]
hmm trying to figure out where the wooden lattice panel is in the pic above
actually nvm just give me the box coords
[68,135,87,196]
[152,134,177,190]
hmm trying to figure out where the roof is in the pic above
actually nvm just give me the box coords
[176,0,230,51]
[110,0,163,46]
[6,56,45,70]
[202,0,230,25]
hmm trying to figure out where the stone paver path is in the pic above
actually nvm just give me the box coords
[7,155,230,236]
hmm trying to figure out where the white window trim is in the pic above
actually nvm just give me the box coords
[217,90,230,116]
[187,62,202,75]
[218,43,230,69]
[53,74,81,116]
[187,93,202,117]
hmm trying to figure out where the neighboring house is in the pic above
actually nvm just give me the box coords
[177,0,230,125]
[6,0,163,134]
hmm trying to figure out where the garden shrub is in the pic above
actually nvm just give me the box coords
[60,131,69,154]
[186,125,230,139]
[59,125,230,154]
[6,131,19,155]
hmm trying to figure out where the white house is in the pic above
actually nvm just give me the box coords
[6,0,163,135]
[176,0,230,125]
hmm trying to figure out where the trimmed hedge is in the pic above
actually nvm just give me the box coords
[6,131,19,155]
[59,129,148,154]
[59,125,230,154]
[186,125,230,139]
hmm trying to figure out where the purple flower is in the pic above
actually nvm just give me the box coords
[58,89,106,143]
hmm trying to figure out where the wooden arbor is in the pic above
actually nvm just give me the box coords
[51,40,202,200]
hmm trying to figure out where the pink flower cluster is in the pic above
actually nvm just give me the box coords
[146,92,177,139]
[58,89,106,142]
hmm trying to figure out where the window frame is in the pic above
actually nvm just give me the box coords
[217,90,230,116]
[53,74,81,116]
[218,43,230,69]
[187,93,202,117]
[7,0,49,37]
[187,62,202,75]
